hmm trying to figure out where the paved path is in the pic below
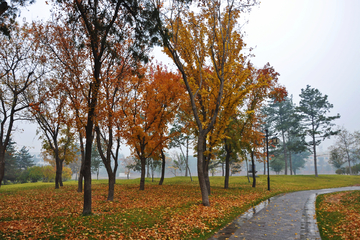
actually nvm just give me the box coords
[209,186,360,240]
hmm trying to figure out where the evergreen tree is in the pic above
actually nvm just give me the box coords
[3,140,18,183]
[263,96,300,175]
[291,151,310,175]
[16,146,34,170]
[91,143,102,180]
[297,85,340,177]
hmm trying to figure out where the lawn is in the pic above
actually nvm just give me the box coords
[316,190,360,240]
[1,175,359,239]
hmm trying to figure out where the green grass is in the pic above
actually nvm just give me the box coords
[1,174,360,239]
[316,190,360,240]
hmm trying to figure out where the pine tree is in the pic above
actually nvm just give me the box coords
[297,85,340,177]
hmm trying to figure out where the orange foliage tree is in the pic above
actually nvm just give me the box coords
[122,64,186,190]
[32,20,90,192]
[157,0,258,206]
[93,35,143,201]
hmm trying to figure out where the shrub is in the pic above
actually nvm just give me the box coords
[28,166,44,182]
[62,167,72,181]
[42,165,56,182]
[17,170,29,183]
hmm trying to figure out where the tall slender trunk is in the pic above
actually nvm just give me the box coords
[186,138,192,181]
[185,137,189,177]
[151,160,154,182]
[289,152,293,175]
[140,157,146,190]
[146,160,150,178]
[197,134,209,206]
[224,139,231,189]
[251,149,256,188]
[159,150,166,185]
[281,131,288,175]
[245,156,250,183]
[59,161,63,187]
[346,149,352,175]
[312,133,318,177]
[263,145,266,175]
[83,118,94,215]
[78,135,85,192]
[0,147,6,187]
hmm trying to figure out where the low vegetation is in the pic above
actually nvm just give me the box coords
[1,175,359,239]
[316,190,360,240]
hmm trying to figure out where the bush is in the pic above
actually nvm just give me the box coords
[42,165,56,182]
[28,166,44,182]
[336,168,345,175]
[62,167,72,181]
[17,170,29,183]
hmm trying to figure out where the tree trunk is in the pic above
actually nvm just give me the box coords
[78,165,84,192]
[77,135,85,192]
[289,152,293,175]
[187,165,193,181]
[82,121,94,215]
[59,161,64,187]
[282,131,288,175]
[159,150,166,185]
[224,139,231,189]
[55,156,61,189]
[140,157,146,190]
[245,157,250,183]
[151,160,154,182]
[312,133,318,177]
[197,134,209,206]
[107,173,115,201]
[0,152,5,188]
[251,149,256,188]
[146,160,150,178]
[346,149,352,175]
[204,151,211,196]
[185,137,189,177]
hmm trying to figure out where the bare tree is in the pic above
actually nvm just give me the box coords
[0,25,45,187]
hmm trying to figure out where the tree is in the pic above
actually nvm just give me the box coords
[270,155,284,175]
[50,0,161,215]
[329,127,359,174]
[262,96,295,175]
[0,25,45,187]
[169,115,193,179]
[30,83,78,189]
[297,85,340,177]
[171,152,186,176]
[291,151,309,175]
[3,139,17,183]
[123,64,185,190]
[0,0,35,36]
[91,143,102,180]
[16,146,34,170]
[159,0,259,206]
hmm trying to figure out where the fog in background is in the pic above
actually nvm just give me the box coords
[12,1,360,171]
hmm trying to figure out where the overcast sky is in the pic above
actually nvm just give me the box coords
[14,0,360,154]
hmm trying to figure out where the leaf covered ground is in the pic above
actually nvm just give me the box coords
[316,190,360,240]
[1,175,359,239]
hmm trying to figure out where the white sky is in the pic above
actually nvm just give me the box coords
[14,0,360,154]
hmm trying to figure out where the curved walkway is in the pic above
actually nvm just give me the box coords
[208,186,360,240]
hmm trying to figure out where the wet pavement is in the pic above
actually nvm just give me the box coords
[208,186,360,240]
